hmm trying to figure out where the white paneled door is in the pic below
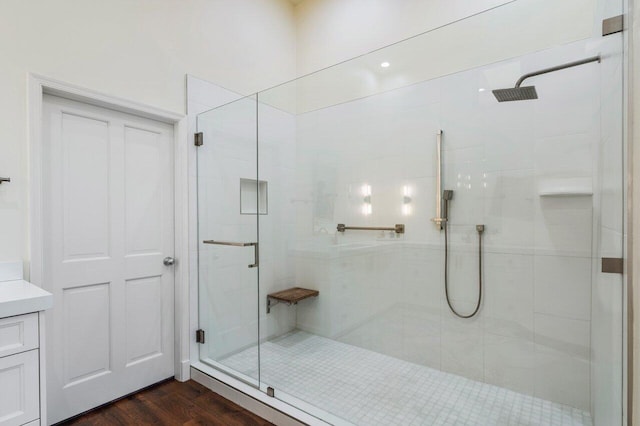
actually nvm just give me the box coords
[42,95,175,424]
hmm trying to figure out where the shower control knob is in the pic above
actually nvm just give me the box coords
[163,257,175,266]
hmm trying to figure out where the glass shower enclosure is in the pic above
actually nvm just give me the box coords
[194,0,626,424]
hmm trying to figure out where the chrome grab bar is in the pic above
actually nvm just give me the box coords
[336,224,405,234]
[431,130,445,229]
[203,240,259,268]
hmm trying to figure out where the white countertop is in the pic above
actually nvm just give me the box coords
[0,280,53,318]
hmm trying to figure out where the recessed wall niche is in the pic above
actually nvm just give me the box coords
[240,178,268,215]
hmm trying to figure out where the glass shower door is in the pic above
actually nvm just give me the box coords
[196,95,261,387]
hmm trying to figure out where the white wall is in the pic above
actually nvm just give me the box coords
[257,0,598,116]
[294,0,514,76]
[0,0,297,267]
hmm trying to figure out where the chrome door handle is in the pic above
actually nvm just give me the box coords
[163,257,175,266]
[203,240,259,268]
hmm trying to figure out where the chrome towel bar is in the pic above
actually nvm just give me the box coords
[336,224,405,234]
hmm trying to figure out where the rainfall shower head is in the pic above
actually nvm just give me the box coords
[492,55,600,102]
[492,86,538,102]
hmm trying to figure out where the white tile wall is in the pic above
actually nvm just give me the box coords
[484,332,535,395]
[534,314,591,410]
[441,301,485,382]
[534,256,592,321]
[483,253,534,340]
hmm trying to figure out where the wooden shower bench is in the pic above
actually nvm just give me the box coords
[267,287,319,314]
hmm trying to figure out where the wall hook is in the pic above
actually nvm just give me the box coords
[0,177,10,184]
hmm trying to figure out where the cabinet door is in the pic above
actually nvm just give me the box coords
[0,350,39,426]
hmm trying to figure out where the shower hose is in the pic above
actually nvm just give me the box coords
[444,222,485,319]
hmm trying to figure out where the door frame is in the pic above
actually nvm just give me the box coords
[27,74,191,392]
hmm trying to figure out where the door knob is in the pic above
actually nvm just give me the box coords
[163,257,175,266]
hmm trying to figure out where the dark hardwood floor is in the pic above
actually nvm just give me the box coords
[58,379,274,426]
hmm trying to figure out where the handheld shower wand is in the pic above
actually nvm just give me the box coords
[431,131,484,319]
[442,190,453,222]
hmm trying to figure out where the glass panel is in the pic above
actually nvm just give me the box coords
[591,0,626,424]
[248,1,625,425]
[197,95,261,387]
[254,96,299,396]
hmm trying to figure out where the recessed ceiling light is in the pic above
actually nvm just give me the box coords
[478,88,486,92]
[380,62,390,68]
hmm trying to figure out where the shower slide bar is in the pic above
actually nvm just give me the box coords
[202,240,259,268]
[431,130,445,229]
[336,224,405,234]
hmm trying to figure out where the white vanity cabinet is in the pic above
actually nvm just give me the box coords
[0,262,53,426]
[0,313,43,426]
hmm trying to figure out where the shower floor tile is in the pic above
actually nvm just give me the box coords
[221,331,592,426]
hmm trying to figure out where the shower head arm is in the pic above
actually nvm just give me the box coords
[514,55,601,88]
